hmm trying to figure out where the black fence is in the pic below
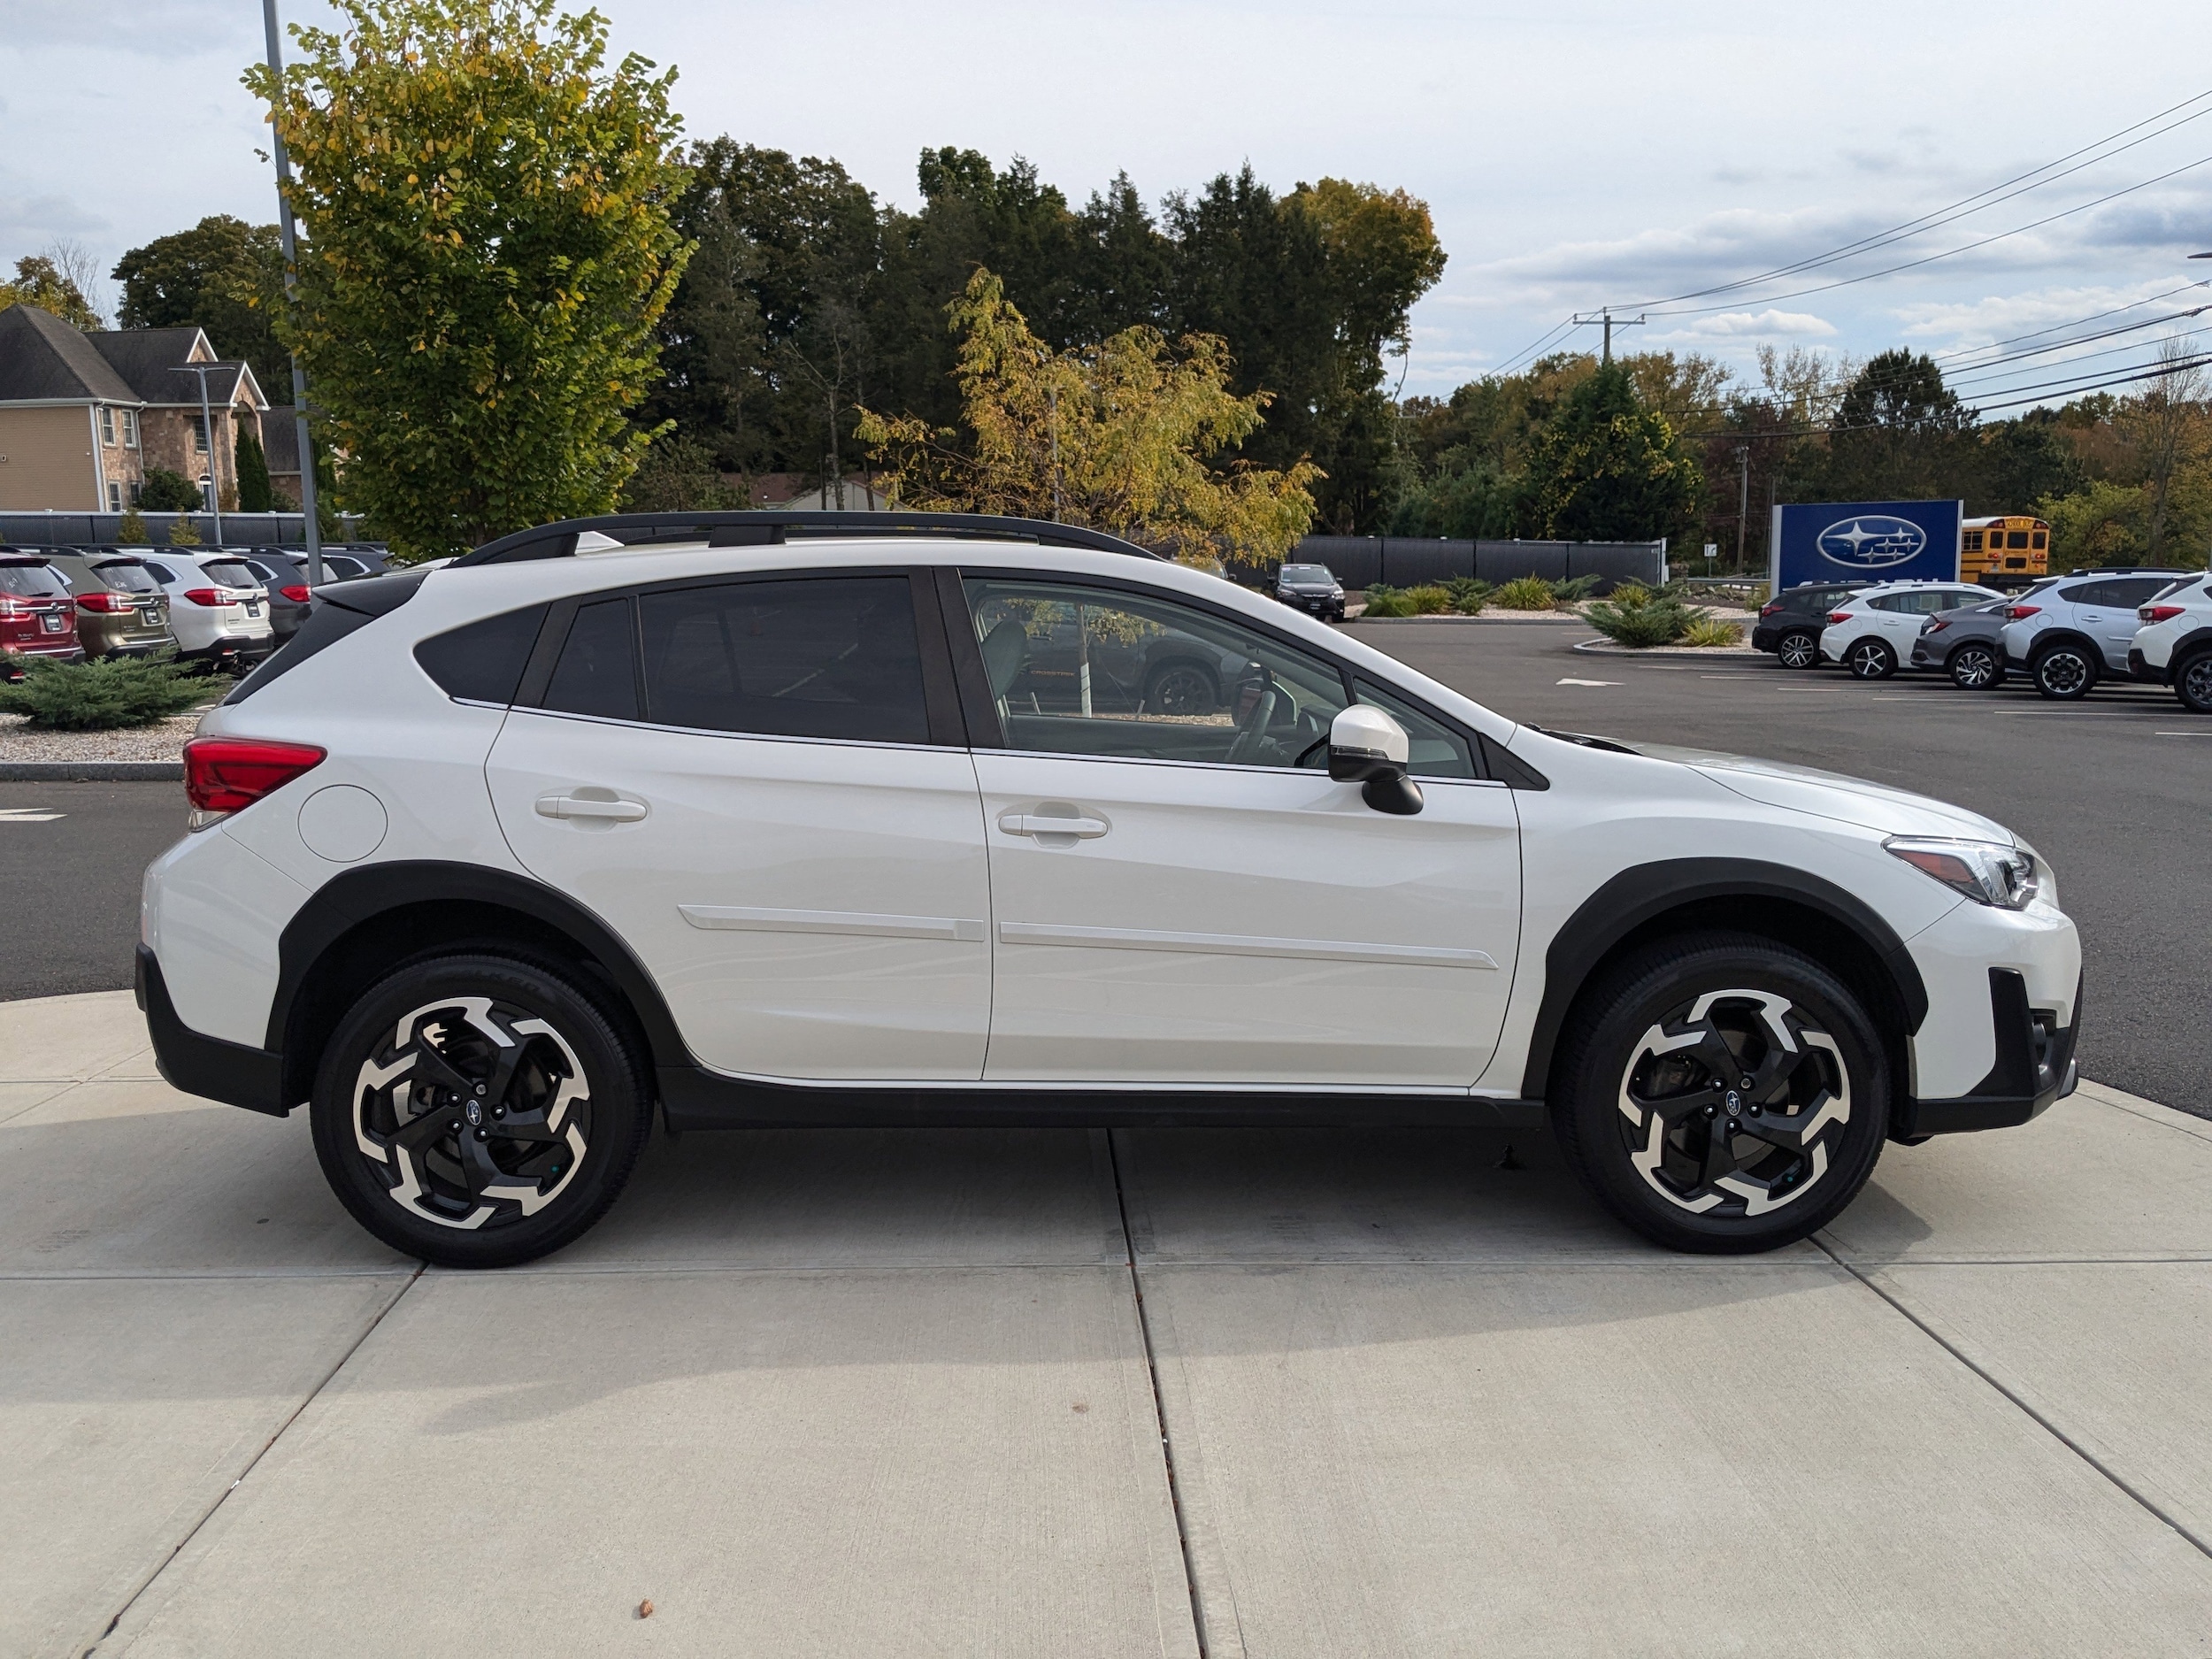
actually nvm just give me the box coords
[0,511,365,549]
[1286,535,1666,594]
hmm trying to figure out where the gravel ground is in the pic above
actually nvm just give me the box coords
[0,709,209,763]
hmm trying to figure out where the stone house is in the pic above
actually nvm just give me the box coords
[0,303,269,512]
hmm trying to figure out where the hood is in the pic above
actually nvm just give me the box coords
[1630,741,2016,841]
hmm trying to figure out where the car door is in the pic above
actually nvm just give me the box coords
[2088,578,2173,668]
[485,569,993,1083]
[954,571,1522,1089]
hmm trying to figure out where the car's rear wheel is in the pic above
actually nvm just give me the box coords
[2175,651,2212,714]
[310,953,652,1268]
[1553,933,1888,1253]
[1775,629,1819,669]
[1844,637,1895,680]
[1144,660,1218,717]
[1947,641,2004,690]
[2031,642,2097,700]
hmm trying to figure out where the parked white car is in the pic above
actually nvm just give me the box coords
[1819,580,2007,679]
[2128,570,2212,713]
[134,549,275,672]
[1999,569,2191,700]
[137,515,2082,1267]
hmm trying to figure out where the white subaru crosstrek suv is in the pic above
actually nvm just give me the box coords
[1819,580,2007,679]
[137,514,2083,1267]
[2129,570,2212,713]
[2000,569,2190,700]
[134,549,276,672]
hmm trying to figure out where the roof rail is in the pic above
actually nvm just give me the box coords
[452,511,1164,568]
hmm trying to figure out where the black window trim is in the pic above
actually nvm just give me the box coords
[513,564,966,750]
[942,565,1508,784]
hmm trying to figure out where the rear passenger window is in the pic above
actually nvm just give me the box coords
[637,577,929,744]
[543,599,639,721]
[415,604,549,704]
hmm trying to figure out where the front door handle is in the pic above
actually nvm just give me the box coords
[535,791,649,823]
[998,811,1109,840]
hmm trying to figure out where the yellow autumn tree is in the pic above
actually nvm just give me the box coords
[856,269,1320,568]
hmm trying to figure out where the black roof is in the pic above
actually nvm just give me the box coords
[456,511,1164,567]
[87,327,259,407]
[0,303,140,402]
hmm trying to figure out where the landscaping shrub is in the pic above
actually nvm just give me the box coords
[0,651,213,730]
[1680,616,1745,648]
[1444,577,1491,614]
[1363,583,1418,618]
[1405,583,1454,614]
[1584,581,1696,648]
[137,468,200,511]
[166,515,204,547]
[1494,575,1555,611]
[1549,574,1601,603]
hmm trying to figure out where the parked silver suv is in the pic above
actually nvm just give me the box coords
[2001,570,2189,699]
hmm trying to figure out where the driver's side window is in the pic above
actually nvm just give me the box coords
[961,575,1349,768]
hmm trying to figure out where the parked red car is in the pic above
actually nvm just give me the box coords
[0,552,85,680]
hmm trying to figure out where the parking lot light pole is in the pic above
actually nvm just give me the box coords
[171,363,225,544]
[263,0,324,585]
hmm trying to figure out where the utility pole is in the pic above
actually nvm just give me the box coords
[261,0,323,583]
[1571,306,1646,366]
[172,363,226,544]
[1734,445,1751,574]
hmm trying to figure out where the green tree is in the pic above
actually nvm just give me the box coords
[0,255,102,329]
[1979,409,2085,513]
[619,430,744,511]
[116,506,150,542]
[1814,349,1980,503]
[138,468,203,511]
[112,217,291,397]
[1520,365,1704,545]
[234,426,274,513]
[245,0,693,560]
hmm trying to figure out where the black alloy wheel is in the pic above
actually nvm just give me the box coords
[1144,661,1219,718]
[2177,652,2212,714]
[311,953,652,1268]
[1845,637,1896,680]
[1553,933,1888,1253]
[2031,642,2097,701]
[1947,642,2004,690]
[1775,629,1820,670]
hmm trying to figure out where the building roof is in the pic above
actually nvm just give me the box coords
[87,327,265,409]
[0,303,142,403]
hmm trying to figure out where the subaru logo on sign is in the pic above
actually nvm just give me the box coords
[1816,514,1927,569]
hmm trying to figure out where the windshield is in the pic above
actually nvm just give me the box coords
[0,563,65,597]
[1279,565,1335,583]
[202,561,261,590]
[96,561,159,595]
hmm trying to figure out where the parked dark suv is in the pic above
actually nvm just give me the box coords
[1754,581,1869,669]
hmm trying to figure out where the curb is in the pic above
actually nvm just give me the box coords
[1345,612,1590,625]
[1571,637,1759,657]
[0,762,183,781]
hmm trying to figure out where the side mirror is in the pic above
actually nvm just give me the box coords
[1328,704,1424,816]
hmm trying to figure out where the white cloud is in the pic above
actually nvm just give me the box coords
[1678,310,1839,338]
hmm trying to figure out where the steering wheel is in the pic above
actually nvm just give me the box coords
[1226,684,1280,764]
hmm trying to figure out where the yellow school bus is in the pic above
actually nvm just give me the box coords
[1962,516,2049,586]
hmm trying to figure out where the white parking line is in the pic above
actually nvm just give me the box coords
[1555,677,1622,687]
[2154,730,2212,737]
[0,807,65,823]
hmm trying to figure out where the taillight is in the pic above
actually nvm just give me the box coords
[280,584,311,603]
[1827,611,1852,624]
[181,588,229,607]
[183,737,326,815]
[2141,604,2185,623]
[77,591,133,614]
[0,598,27,620]
[1760,601,1782,616]
[1925,618,1949,633]
[2006,604,2040,619]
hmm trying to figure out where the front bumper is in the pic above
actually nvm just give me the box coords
[1279,592,1345,618]
[136,947,288,1117]
[1895,968,2081,1139]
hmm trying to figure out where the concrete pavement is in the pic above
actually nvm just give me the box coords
[4,990,2210,1656]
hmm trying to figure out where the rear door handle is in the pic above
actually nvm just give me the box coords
[535,791,649,823]
[998,811,1109,840]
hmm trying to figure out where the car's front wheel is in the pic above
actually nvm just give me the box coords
[2031,642,2097,700]
[1947,641,2004,690]
[1775,629,1820,670]
[1144,660,1219,717]
[2174,650,2212,714]
[1553,933,1889,1253]
[1844,637,1895,680]
[310,953,653,1268]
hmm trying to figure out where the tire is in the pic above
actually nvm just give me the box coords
[1552,933,1889,1254]
[1775,629,1820,670]
[2030,641,2097,701]
[1947,641,2004,690]
[1144,659,1219,717]
[310,952,653,1269]
[2177,652,2212,715]
[1844,637,1895,680]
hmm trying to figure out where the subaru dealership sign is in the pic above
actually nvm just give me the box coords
[1769,500,1961,590]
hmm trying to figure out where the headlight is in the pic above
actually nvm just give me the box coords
[1884,836,2039,910]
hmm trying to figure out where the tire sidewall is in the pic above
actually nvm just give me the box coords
[1777,630,1818,669]
[1949,643,2000,689]
[2032,643,2095,700]
[310,953,651,1269]
[1554,936,1890,1253]
[2176,652,2212,714]
[1847,638,1894,680]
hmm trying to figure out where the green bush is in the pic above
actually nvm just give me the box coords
[1494,574,1555,611]
[1362,583,1418,618]
[1583,580,1695,647]
[1444,576,1491,614]
[1680,616,1745,648]
[0,651,214,730]
[1549,574,1601,603]
[138,468,201,511]
[1405,583,1454,615]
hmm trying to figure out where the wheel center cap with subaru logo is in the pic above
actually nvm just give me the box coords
[1724,1091,1742,1116]
[465,1100,483,1127]
[1816,514,1926,569]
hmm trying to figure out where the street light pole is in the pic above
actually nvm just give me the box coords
[262,0,324,584]
[172,363,225,544]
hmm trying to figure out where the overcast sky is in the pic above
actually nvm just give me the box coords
[6,0,2212,406]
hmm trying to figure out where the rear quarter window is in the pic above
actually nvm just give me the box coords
[413,604,550,704]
